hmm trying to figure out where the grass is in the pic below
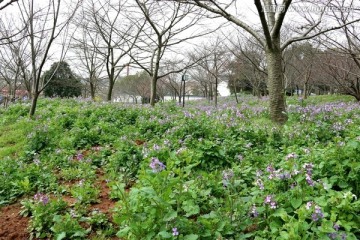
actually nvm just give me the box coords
[0,121,31,158]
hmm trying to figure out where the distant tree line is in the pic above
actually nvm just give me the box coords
[1,0,360,124]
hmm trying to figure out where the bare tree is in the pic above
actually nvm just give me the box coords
[192,38,230,107]
[130,0,212,106]
[14,0,81,117]
[158,61,183,103]
[114,71,151,103]
[71,9,105,100]
[0,24,31,101]
[227,34,268,98]
[317,5,360,100]
[173,0,360,124]
[283,42,320,98]
[81,0,145,101]
[0,0,18,11]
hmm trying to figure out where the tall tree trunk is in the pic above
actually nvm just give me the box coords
[266,49,287,124]
[178,81,182,103]
[107,81,114,101]
[233,79,239,104]
[150,76,157,106]
[29,92,39,117]
[90,81,95,100]
[303,82,308,99]
[214,77,218,107]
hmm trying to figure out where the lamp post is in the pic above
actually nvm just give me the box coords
[182,71,188,107]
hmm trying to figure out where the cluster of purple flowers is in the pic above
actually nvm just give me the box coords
[332,122,345,132]
[266,165,292,181]
[303,163,315,186]
[76,152,84,161]
[149,157,166,173]
[311,205,324,222]
[34,193,49,205]
[327,223,346,240]
[264,195,277,209]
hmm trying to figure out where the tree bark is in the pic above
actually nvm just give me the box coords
[150,75,157,106]
[90,82,95,100]
[266,48,288,124]
[214,77,218,107]
[107,80,114,101]
[29,92,39,117]
[303,82,308,99]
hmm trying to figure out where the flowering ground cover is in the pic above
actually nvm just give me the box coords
[0,95,359,239]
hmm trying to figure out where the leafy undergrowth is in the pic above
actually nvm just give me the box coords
[0,95,359,240]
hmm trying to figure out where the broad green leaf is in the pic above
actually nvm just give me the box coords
[117,226,131,237]
[290,198,302,209]
[163,210,177,221]
[184,234,199,240]
[182,200,200,217]
[158,231,172,238]
[272,208,288,221]
[56,232,66,240]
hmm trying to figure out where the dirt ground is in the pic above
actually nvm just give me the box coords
[0,174,117,240]
[0,203,29,240]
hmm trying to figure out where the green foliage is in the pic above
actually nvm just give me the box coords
[21,196,68,239]
[43,61,82,98]
[51,214,89,240]
[0,95,359,239]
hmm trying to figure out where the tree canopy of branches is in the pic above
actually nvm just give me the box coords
[172,0,360,124]
[130,0,211,106]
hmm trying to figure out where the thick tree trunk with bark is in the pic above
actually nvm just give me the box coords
[150,75,157,106]
[90,82,95,100]
[266,48,288,124]
[29,92,39,117]
[303,82,308,99]
[107,81,114,101]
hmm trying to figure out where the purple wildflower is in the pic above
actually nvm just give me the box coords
[256,179,264,190]
[266,165,274,173]
[341,233,347,240]
[163,139,170,146]
[34,193,49,205]
[311,213,319,221]
[264,195,272,204]
[270,201,277,209]
[306,174,315,186]
[333,223,340,231]
[305,201,313,210]
[250,204,259,218]
[328,233,337,239]
[172,227,179,236]
[76,153,84,161]
[256,170,263,177]
[149,157,166,173]
[311,205,324,221]
[285,153,297,160]
[153,144,161,151]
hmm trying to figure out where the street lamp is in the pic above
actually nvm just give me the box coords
[182,71,188,107]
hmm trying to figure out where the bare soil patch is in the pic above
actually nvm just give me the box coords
[0,203,29,240]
